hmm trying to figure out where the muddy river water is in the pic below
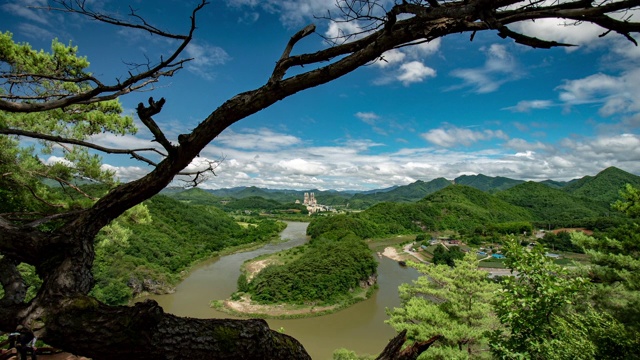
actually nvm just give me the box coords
[139,221,418,359]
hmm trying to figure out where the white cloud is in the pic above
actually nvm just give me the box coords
[215,128,302,150]
[44,156,72,167]
[98,128,640,191]
[557,69,640,117]
[355,112,380,125]
[101,164,149,182]
[450,44,520,93]
[505,138,550,152]
[505,100,554,112]
[2,1,50,25]
[325,19,368,43]
[375,49,406,68]
[277,158,328,176]
[421,126,509,148]
[373,39,441,84]
[405,38,441,58]
[511,17,605,50]
[184,42,231,80]
[397,61,436,85]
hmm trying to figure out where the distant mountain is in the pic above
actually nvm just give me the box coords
[349,178,452,208]
[168,188,223,205]
[453,174,524,192]
[562,167,640,203]
[359,185,399,195]
[539,179,568,189]
[164,166,639,213]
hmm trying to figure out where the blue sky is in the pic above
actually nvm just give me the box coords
[2,0,640,191]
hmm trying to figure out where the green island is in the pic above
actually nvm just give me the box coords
[212,233,377,319]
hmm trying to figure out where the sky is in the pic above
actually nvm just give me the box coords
[2,0,640,191]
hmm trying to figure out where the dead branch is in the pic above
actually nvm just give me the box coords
[0,1,207,113]
[136,97,175,154]
[0,128,164,167]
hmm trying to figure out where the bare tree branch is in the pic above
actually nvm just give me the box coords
[136,97,175,154]
[0,1,207,113]
[0,128,164,167]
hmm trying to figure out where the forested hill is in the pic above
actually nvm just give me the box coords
[495,182,613,225]
[308,185,533,239]
[562,166,640,202]
[91,194,285,305]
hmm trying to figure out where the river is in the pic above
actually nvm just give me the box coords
[139,221,419,359]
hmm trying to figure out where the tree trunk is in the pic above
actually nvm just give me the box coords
[38,297,311,360]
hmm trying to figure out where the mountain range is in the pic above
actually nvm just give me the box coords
[165,167,640,210]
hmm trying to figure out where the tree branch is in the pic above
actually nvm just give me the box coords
[269,24,317,84]
[0,128,164,167]
[136,97,175,154]
[375,330,442,360]
[0,1,207,113]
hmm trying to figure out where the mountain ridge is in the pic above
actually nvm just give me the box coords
[163,166,640,210]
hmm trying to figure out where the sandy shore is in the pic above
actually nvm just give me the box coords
[222,295,339,317]
[381,246,403,261]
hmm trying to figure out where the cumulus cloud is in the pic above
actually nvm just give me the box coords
[372,39,441,85]
[96,128,640,191]
[421,126,509,148]
[397,61,436,85]
[43,156,72,167]
[450,44,520,93]
[375,49,407,68]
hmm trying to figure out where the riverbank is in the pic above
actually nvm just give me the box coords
[131,223,291,301]
[211,294,344,319]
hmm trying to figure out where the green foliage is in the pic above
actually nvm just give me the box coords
[386,253,499,359]
[570,184,640,342]
[489,239,631,359]
[431,245,465,266]
[309,185,534,242]
[246,234,377,305]
[485,221,533,236]
[307,214,379,240]
[539,231,583,253]
[332,348,375,360]
[496,182,614,228]
[0,33,136,222]
[571,184,640,290]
